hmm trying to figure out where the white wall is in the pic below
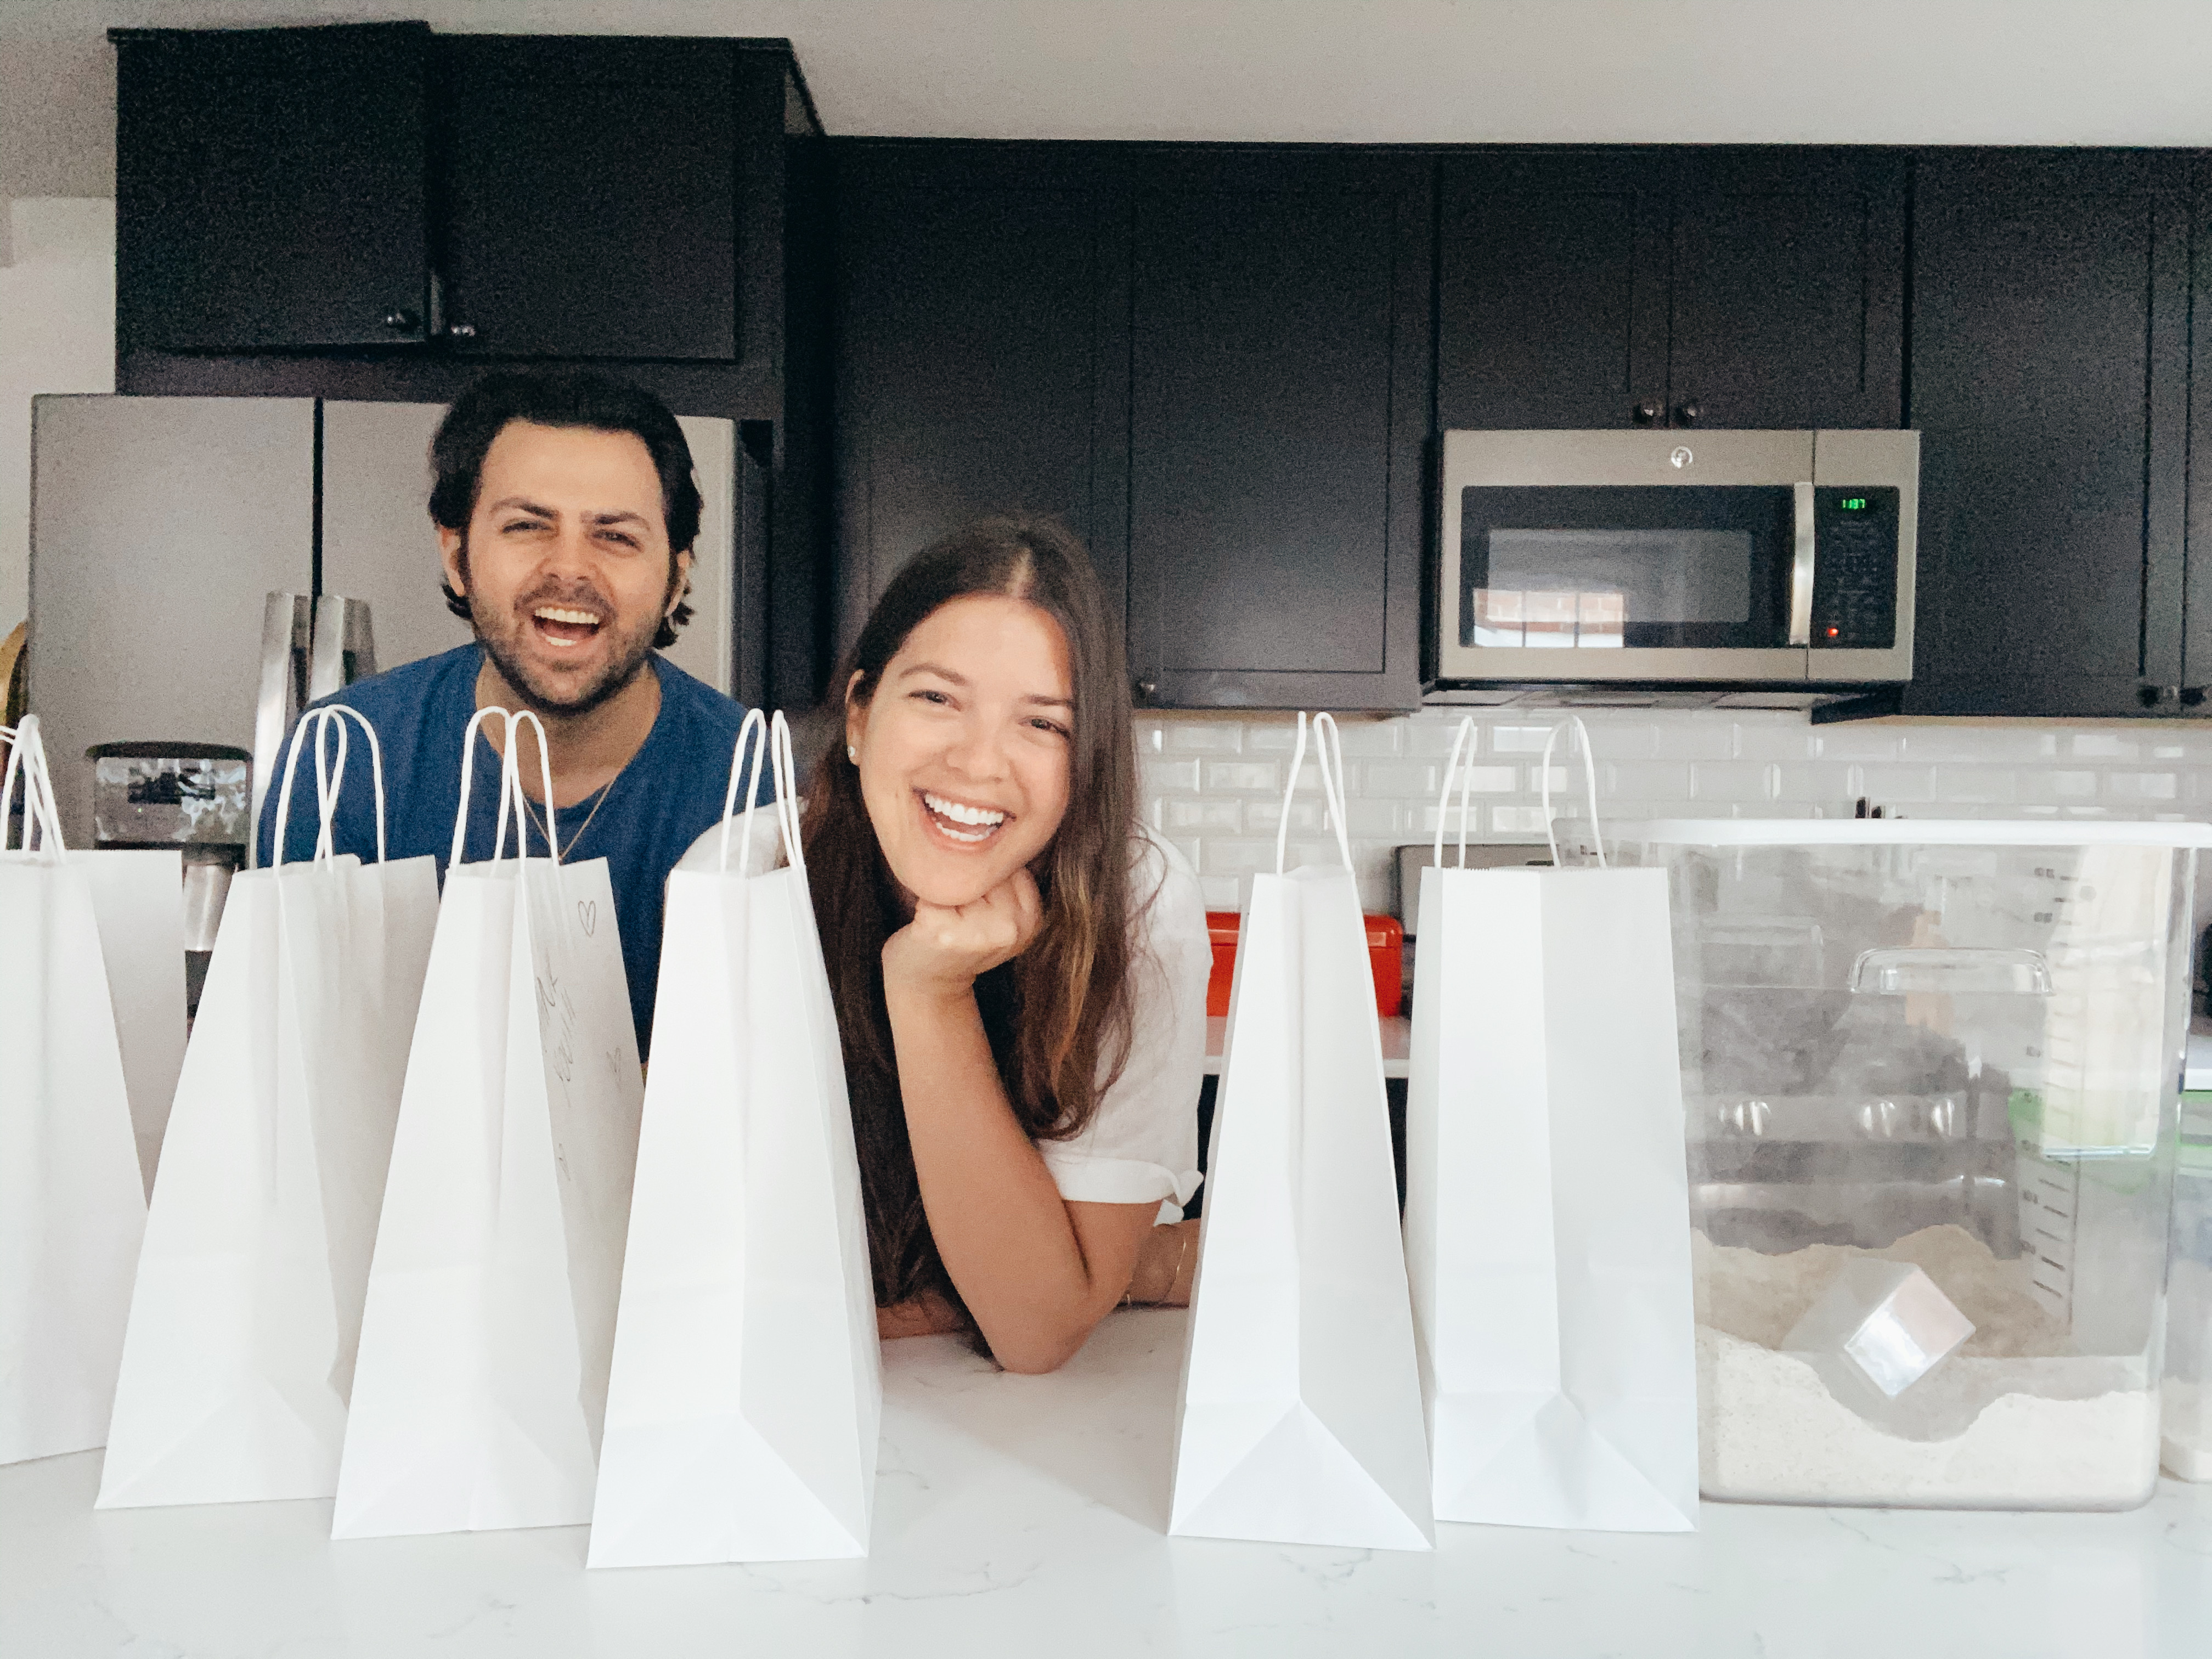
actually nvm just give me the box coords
[0,200,115,639]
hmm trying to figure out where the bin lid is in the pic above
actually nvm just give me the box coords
[1619,818,2212,848]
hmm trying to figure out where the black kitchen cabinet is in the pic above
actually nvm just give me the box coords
[833,144,1429,710]
[1904,150,2191,718]
[831,143,1131,656]
[2186,162,2212,706]
[114,27,794,366]
[115,26,833,714]
[1438,148,1904,431]
[113,23,434,352]
[436,39,739,360]
[1126,149,1430,710]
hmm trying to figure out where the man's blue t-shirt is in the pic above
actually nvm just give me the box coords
[256,645,767,1056]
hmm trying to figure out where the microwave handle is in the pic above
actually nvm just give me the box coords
[1787,482,1816,647]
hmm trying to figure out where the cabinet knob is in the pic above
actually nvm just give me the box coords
[381,309,420,332]
[2138,685,2179,708]
[1674,400,1701,426]
[444,321,478,340]
[2182,687,2207,708]
[1632,399,1662,426]
[1135,678,1159,702]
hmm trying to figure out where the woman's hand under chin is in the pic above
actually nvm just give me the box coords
[882,866,1044,1003]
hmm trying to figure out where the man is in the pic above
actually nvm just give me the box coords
[257,370,764,1054]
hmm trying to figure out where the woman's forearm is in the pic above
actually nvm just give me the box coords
[885,983,1137,1372]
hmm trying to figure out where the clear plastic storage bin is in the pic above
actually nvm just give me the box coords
[1624,820,2208,1511]
[2165,1093,2212,1481]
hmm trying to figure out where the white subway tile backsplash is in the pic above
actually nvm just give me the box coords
[1133,707,2212,907]
[1407,720,1479,758]
[1490,725,1556,753]
[1361,760,1441,798]
[1649,723,1739,761]
[1205,760,1278,793]
[1201,838,1275,875]
[1161,798,1244,833]
[1605,760,1694,799]
[1691,761,1771,803]
[1857,764,1939,804]
[2024,770,2099,802]
[1165,722,1243,754]
[1245,798,1327,833]
[1330,719,1406,758]
[2069,733,2141,759]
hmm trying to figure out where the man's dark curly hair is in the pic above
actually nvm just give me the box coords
[430,370,701,648]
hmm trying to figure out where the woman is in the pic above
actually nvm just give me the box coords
[805,516,1209,1374]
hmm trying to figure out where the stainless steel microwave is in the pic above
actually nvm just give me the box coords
[1435,430,1917,686]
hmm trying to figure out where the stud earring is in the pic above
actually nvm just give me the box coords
[847,744,858,763]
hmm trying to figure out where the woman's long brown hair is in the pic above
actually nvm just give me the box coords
[802,516,1139,1329]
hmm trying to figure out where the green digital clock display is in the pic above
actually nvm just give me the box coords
[1839,496,1870,511]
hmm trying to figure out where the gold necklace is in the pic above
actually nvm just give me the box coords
[521,776,614,862]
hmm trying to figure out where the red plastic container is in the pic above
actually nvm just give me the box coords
[1205,910,1403,1018]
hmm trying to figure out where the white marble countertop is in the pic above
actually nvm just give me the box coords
[1204,1014,1410,1078]
[5,1309,2209,1657]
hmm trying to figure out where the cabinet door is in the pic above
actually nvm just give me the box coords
[1905,151,2190,717]
[2186,162,2212,706]
[832,145,1131,660]
[114,24,431,352]
[1437,151,1672,431]
[1669,149,1905,430]
[1129,151,1430,709]
[437,38,738,360]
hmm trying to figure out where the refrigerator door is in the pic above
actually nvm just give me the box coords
[319,401,737,696]
[29,395,315,848]
[319,400,467,675]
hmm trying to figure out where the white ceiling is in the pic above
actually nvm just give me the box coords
[5,0,2212,146]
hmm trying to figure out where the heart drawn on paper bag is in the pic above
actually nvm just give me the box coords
[577,899,597,936]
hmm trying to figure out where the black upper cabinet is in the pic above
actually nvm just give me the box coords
[1668,150,1905,430]
[1127,150,1430,710]
[2186,163,2212,704]
[1438,148,1904,431]
[1437,150,1670,430]
[114,27,775,364]
[834,144,1428,710]
[437,39,737,360]
[832,144,1130,653]
[1904,151,2191,718]
[114,24,433,352]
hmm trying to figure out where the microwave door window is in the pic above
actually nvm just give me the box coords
[1460,485,1796,652]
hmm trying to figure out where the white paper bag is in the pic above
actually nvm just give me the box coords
[334,708,645,1539]
[0,718,150,1465]
[98,708,439,1507]
[589,710,880,1568]
[1170,713,1434,1551]
[76,845,187,1198]
[1403,717,1699,1532]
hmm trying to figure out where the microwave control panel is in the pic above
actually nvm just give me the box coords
[1809,487,1900,649]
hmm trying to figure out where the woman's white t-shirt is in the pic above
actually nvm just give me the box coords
[1033,825,1209,1222]
[676,816,1209,1222]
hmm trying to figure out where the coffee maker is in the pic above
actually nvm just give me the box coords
[87,741,251,1015]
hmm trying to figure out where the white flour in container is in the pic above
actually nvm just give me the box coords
[2165,1256,2212,1481]
[1694,1224,2159,1509]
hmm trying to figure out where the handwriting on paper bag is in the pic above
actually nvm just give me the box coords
[576,899,597,936]
[537,966,580,1086]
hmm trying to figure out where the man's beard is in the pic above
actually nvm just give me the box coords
[472,577,662,719]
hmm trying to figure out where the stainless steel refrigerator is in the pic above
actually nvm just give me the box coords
[29,394,739,853]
